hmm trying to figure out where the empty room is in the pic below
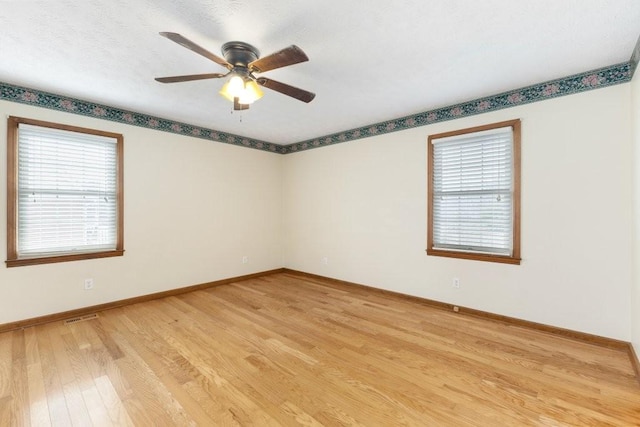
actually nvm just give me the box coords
[1,1,640,425]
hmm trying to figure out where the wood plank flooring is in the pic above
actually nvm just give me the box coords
[0,272,638,426]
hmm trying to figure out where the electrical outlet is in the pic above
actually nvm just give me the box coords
[242,256,248,264]
[322,257,329,265]
[452,278,460,289]
[84,278,94,290]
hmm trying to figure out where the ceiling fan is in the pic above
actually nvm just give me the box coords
[155,32,315,111]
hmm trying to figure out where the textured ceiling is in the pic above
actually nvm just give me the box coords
[1,1,639,145]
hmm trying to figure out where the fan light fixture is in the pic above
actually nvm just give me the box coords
[155,33,315,111]
[219,75,264,105]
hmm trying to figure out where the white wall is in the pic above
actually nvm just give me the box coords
[2,84,635,343]
[632,70,640,353]
[283,84,633,340]
[0,100,283,324]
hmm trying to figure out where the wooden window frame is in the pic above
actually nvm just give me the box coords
[6,116,124,267]
[427,119,521,265]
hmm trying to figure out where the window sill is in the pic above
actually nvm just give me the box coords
[6,250,124,268]
[426,249,521,265]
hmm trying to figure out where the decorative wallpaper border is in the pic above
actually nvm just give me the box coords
[0,83,279,153]
[0,61,633,156]
[282,62,632,154]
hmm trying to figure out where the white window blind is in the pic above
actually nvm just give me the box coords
[431,126,514,256]
[17,123,118,257]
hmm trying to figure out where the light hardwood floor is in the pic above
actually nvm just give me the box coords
[0,272,638,426]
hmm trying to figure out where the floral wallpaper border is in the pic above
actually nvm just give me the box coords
[0,61,633,155]
[0,83,279,153]
[282,62,632,154]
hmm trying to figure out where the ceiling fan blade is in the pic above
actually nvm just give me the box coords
[256,77,315,103]
[234,97,250,111]
[249,45,309,73]
[159,32,232,70]
[155,73,227,83]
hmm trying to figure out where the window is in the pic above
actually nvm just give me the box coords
[6,116,124,267]
[427,119,520,264]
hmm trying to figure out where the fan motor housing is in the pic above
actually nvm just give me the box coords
[221,41,260,67]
